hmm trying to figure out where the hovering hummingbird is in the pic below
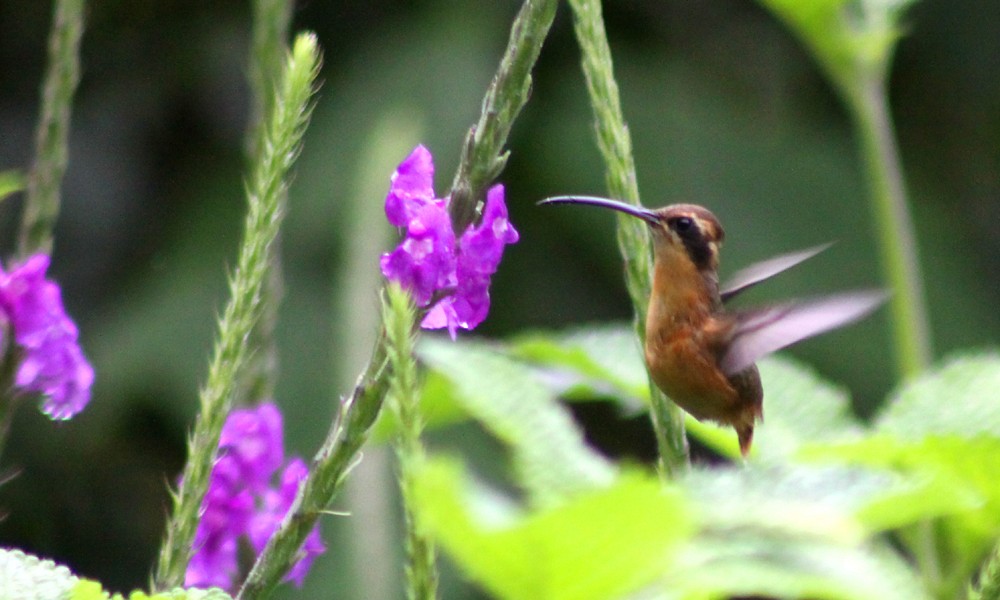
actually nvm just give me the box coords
[539,196,886,456]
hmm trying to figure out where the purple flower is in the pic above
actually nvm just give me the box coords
[248,458,325,587]
[187,402,325,591]
[380,145,519,338]
[0,254,93,419]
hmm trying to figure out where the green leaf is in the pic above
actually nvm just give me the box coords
[69,580,234,600]
[675,464,934,599]
[412,458,693,600]
[876,352,1000,439]
[683,463,956,541]
[510,323,649,406]
[0,169,25,203]
[751,355,864,460]
[417,336,615,505]
[756,0,916,94]
[804,434,1000,590]
[0,548,78,600]
[671,536,929,600]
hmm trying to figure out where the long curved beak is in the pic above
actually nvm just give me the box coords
[538,195,660,225]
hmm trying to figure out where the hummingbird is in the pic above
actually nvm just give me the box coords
[539,196,886,456]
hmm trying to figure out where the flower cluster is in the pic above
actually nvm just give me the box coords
[0,254,93,419]
[186,402,325,591]
[380,145,519,338]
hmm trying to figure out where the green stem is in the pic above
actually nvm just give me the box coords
[152,33,320,590]
[241,0,294,406]
[846,77,932,378]
[565,0,688,478]
[237,333,392,599]
[19,0,85,257]
[448,0,559,234]
[384,284,438,600]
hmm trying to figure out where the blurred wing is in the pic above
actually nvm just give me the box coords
[719,290,888,376]
[720,243,833,303]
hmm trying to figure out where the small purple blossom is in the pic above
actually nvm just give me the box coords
[380,145,519,338]
[186,402,325,591]
[248,458,325,587]
[0,254,93,419]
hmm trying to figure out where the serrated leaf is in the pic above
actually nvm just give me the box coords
[670,536,929,600]
[803,433,1000,590]
[0,548,79,600]
[510,324,648,406]
[417,336,615,505]
[69,581,234,600]
[412,458,693,600]
[682,463,949,542]
[876,352,1000,439]
[751,355,864,460]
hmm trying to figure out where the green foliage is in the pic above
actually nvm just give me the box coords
[802,353,1000,597]
[411,459,692,600]
[417,336,616,506]
[70,580,232,600]
[0,549,233,600]
[398,324,1000,599]
[0,548,78,600]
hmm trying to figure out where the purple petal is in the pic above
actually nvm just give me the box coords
[220,402,285,492]
[380,202,457,306]
[0,254,94,419]
[385,145,436,227]
[457,184,519,276]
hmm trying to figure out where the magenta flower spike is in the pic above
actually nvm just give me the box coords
[380,145,519,338]
[0,254,94,419]
[187,402,325,591]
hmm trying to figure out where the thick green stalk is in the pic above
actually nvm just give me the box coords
[153,33,320,590]
[448,0,558,233]
[241,0,294,405]
[237,333,391,599]
[755,0,931,379]
[247,0,293,162]
[337,115,423,600]
[565,0,688,477]
[19,0,85,257]
[384,284,438,600]
[846,77,931,377]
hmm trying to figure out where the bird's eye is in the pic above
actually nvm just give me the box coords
[672,217,694,232]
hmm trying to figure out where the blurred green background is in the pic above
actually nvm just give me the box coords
[0,0,998,597]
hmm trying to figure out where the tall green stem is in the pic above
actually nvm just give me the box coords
[448,0,558,233]
[565,0,688,478]
[241,0,294,406]
[153,33,320,590]
[847,77,931,378]
[384,285,438,600]
[19,0,85,257]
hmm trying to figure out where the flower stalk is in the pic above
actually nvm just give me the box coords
[755,0,931,378]
[19,0,85,258]
[153,32,321,590]
[448,0,558,233]
[240,0,294,407]
[565,0,689,478]
[239,2,549,593]
[384,283,438,600]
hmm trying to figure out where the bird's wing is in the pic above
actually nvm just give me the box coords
[720,243,833,303]
[719,290,887,376]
